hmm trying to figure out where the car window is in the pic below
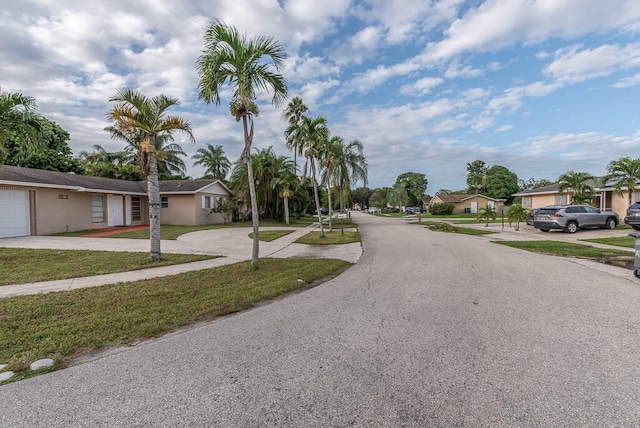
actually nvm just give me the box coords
[572,206,587,213]
[538,208,558,215]
[585,206,599,213]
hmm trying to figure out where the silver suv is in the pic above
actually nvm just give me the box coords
[532,204,618,233]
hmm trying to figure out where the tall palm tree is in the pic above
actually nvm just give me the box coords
[107,88,195,261]
[196,20,288,269]
[282,96,308,171]
[77,144,136,179]
[0,88,41,165]
[605,157,640,206]
[558,170,595,204]
[192,143,231,180]
[333,139,367,211]
[286,115,329,237]
[320,135,343,232]
[105,127,187,177]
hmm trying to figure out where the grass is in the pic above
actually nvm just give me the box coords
[0,258,351,383]
[493,240,634,261]
[249,230,294,242]
[0,249,215,286]
[580,236,635,248]
[427,222,498,235]
[295,231,361,245]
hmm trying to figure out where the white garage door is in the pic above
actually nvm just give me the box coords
[0,190,30,238]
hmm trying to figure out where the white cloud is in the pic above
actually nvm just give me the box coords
[613,72,640,88]
[331,26,383,65]
[400,77,444,96]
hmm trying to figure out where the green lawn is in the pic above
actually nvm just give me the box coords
[580,236,635,248]
[427,222,498,235]
[0,248,215,285]
[0,258,351,383]
[494,240,634,260]
[249,230,294,242]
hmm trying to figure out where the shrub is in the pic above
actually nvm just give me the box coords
[429,222,458,232]
[429,202,454,215]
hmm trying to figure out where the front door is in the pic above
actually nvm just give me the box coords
[108,195,124,226]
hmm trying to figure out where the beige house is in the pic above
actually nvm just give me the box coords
[0,165,233,238]
[512,180,632,219]
[429,193,506,214]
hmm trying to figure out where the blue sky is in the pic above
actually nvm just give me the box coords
[2,0,640,194]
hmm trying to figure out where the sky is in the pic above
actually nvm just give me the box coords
[2,0,640,194]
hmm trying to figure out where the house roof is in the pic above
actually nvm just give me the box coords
[512,178,606,196]
[432,193,506,203]
[0,165,228,195]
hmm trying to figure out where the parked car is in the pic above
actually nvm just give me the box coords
[526,208,540,226]
[624,203,640,230]
[532,204,618,233]
[405,206,422,214]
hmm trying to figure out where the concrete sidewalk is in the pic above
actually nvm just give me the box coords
[0,223,363,298]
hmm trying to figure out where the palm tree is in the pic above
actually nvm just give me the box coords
[320,135,343,232]
[507,204,528,231]
[478,203,497,227]
[333,139,367,211]
[77,144,137,179]
[557,170,595,204]
[105,127,187,178]
[196,20,288,269]
[605,157,640,206]
[107,88,194,261]
[192,143,231,180]
[282,96,308,171]
[0,88,41,165]
[286,115,329,237]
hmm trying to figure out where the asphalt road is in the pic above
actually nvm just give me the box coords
[2,213,640,426]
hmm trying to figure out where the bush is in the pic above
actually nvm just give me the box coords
[429,202,454,215]
[429,222,458,232]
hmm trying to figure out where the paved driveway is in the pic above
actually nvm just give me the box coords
[1,212,639,426]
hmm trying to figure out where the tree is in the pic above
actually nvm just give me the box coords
[478,203,497,227]
[466,159,488,193]
[77,144,141,180]
[282,96,308,172]
[557,170,595,204]
[286,115,329,237]
[192,143,231,180]
[486,165,519,202]
[197,20,288,269]
[518,177,554,191]
[333,139,367,211]
[107,88,194,261]
[507,204,528,231]
[211,197,241,224]
[604,157,640,206]
[5,116,81,173]
[394,172,427,207]
[0,88,42,166]
[352,187,373,209]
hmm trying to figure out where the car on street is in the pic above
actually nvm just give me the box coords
[624,202,640,230]
[532,204,619,233]
[526,208,540,226]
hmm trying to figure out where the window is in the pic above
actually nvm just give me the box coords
[522,196,532,208]
[554,193,567,205]
[161,196,168,208]
[202,195,212,209]
[131,197,141,221]
[92,195,105,223]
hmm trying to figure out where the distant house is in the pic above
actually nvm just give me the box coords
[0,165,233,238]
[429,193,506,215]
[512,179,632,219]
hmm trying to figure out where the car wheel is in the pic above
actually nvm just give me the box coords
[565,221,578,233]
[540,229,550,232]
[633,225,640,231]
[605,218,617,229]
[634,269,640,279]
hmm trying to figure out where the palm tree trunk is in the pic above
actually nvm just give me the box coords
[311,159,325,237]
[339,179,345,211]
[284,196,290,225]
[327,165,333,232]
[147,139,161,261]
[242,115,259,269]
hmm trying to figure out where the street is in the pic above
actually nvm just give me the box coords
[1,212,639,426]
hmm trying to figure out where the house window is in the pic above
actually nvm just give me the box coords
[522,196,532,208]
[131,197,141,221]
[202,195,212,209]
[554,194,567,205]
[92,195,105,223]
[161,196,169,208]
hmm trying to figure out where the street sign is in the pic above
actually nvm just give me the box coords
[337,213,348,219]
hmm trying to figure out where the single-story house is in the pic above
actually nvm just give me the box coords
[512,179,633,220]
[429,193,506,214]
[0,165,233,238]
